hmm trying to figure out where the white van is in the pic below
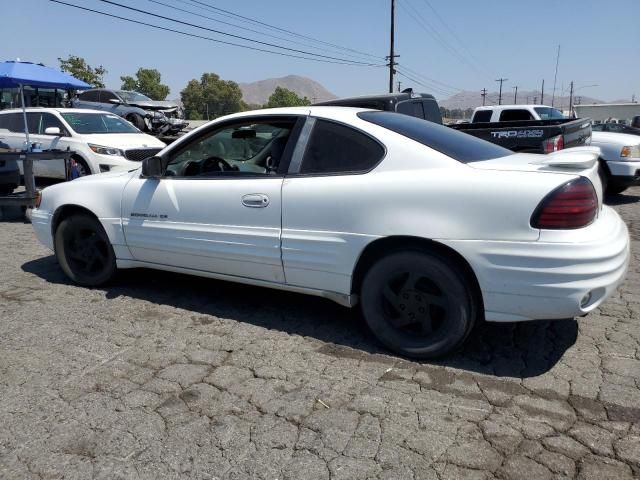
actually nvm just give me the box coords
[0,108,166,178]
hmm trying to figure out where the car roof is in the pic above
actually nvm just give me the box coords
[0,107,115,115]
[474,105,553,111]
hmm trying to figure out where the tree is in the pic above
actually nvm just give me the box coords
[265,87,311,108]
[120,68,169,100]
[58,55,107,88]
[180,73,244,120]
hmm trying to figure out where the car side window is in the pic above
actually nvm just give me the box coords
[79,90,99,102]
[499,109,534,121]
[397,101,426,120]
[299,119,385,175]
[41,113,67,135]
[472,110,492,123]
[165,117,298,178]
[101,91,118,103]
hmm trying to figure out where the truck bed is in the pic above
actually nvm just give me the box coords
[449,117,592,153]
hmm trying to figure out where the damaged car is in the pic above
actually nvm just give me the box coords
[72,88,188,136]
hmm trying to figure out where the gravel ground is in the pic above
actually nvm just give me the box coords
[0,187,639,480]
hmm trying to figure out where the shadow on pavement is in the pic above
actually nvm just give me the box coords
[605,192,640,205]
[22,255,578,379]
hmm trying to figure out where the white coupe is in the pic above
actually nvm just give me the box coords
[31,107,630,358]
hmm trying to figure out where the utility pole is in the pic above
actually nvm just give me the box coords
[540,79,545,105]
[513,86,518,104]
[481,88,487,106]
[397,81,402,92]
[496,78,507,105]
[387,0,398,94]
[551,44,560,107]
[568,81,574,116]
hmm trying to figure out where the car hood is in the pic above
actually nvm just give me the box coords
[81,133,166,149]
[127,100,180,111]
[591,131,640,146]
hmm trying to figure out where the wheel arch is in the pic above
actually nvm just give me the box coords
[351,236,484,316]
[51,204,100,238]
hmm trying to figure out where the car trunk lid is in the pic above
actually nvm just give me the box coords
[469,146,603,209]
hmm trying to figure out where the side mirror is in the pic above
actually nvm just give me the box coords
[44,127,62,136]
[109,98,123,104]
[141,156,164,178]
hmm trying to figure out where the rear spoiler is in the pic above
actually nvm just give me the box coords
[531,146,601,169]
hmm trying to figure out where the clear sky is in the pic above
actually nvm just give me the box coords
[3,0,639,102]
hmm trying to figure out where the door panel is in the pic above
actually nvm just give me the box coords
[121,176,285,282]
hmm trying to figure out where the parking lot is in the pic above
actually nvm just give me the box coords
[0,188,638,480]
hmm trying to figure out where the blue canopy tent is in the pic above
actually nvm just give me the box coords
[0,60,91,150]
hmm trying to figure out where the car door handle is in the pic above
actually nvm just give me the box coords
[242,194,269,208]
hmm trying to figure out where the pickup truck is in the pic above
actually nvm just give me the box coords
[449,105,592,154]
[590,131,640,194]
[315,91,442,124]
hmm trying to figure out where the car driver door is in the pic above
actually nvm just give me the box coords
[121,114,304,283]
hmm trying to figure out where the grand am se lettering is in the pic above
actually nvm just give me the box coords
[31,107,630,359]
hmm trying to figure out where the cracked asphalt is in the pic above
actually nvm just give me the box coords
[0,187,639,479]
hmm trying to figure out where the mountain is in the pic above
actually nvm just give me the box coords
[238,75,337,106]
[439,90,604,111]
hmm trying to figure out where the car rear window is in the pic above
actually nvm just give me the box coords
[358,111,511,163]
[472,110,492,123]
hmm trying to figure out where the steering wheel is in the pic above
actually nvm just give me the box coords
[200,156,236,174]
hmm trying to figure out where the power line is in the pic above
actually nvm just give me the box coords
[397,64,461,93]
[146,0,380,63]
[94,0,381,66]
[398,0,484,77]
[419,0,492,77]
[49,0,385,67]
[180,0,382,61]
[395,69,455,97]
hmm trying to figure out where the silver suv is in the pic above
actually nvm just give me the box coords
[72,89,188,136]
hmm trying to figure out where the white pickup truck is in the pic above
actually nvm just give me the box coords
[470,105,639,194]
[590,131,640,194]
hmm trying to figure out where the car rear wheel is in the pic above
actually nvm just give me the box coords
[54,214,116,286]
[360,250,477,359]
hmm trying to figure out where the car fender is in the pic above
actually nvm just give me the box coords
[40,171,137,256]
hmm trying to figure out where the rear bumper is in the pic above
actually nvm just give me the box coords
[444,206,630,322]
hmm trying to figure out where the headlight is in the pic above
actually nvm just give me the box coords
[89,144,124,156]
[620,145,640,159]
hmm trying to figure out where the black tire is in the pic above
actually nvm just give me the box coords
[360,250,477,359]
[127,113,146,131]
[605,184,628,195]
[73,157,91,177]
[54,214,117,287]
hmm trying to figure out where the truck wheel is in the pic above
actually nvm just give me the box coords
[73,157,91,177]
[360,250,477,359]
[54,213,117,287]
[127,113,146,131]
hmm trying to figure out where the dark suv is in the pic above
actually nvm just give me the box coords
[314,90,442,124]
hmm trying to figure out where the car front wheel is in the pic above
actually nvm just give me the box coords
[360,250,477,359]
[54,214,116,286]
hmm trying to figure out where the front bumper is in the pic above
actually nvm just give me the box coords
[606,160,640,187]
[31,209,53,251]
[444,206,630,322]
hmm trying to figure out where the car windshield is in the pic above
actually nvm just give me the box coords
[534,107,565,120]
[358,111,511,162]
[61,112,140,134]
[117,91,152,102]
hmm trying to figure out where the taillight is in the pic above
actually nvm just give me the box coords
[531,177,597,229]
[543,134,564,153]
